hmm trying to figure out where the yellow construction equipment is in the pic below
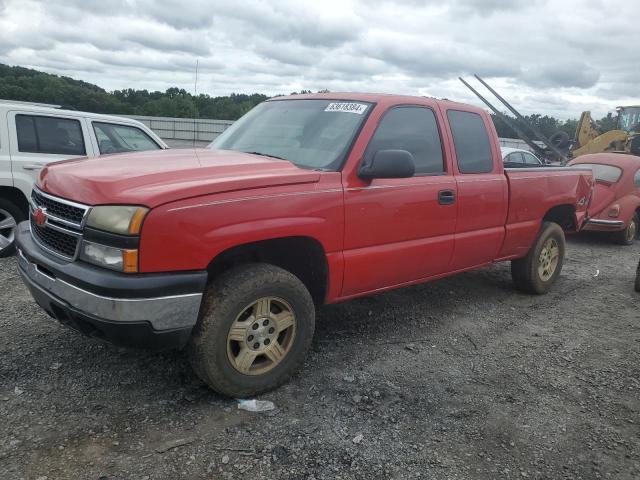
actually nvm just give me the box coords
[460,75,640,164]
[570,106,640,157]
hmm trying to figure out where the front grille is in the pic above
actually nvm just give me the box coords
[30,188,88,259]
[31,190,85,225]
[30,217,79,258]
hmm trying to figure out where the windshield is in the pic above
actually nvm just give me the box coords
[618,107,640,133]
[208,99,371,170]
[571,163,623,183]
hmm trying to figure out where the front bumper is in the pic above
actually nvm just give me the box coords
[15,221,207,350]
[583,218,625,231]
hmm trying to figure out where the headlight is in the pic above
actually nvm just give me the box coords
[86,206,148,235]
[79,241,139,273]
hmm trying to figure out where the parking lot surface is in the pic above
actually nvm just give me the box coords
[1,234,639,480]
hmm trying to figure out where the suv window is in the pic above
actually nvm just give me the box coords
[447,110,493,174]
[16,115,86,155]
[634,169,640,188]
[93,122,160,154]
[365,106,444,175]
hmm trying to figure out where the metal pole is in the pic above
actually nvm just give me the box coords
[473,75,568,164]
[459,77,548,159]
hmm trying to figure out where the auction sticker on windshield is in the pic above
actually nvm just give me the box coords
[324,102,368,114]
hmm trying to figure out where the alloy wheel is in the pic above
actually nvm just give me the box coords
[0,208,17,253]
[538,237,559,281]
[227,297,297,376]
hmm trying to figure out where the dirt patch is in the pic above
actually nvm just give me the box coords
[1,234,639,479]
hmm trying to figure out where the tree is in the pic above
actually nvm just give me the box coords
[0,63,268,120]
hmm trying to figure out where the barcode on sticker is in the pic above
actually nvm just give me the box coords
[324,102,368,114]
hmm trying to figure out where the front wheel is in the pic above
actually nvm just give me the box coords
[511,222,566,294]
[188,263,315,397]
[614,214,638,246]
[0,199,26,258]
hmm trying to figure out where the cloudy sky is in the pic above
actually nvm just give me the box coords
[1,0,638,119]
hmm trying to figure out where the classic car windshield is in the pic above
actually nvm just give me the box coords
[208,99,371,170]
[571,163,623,183]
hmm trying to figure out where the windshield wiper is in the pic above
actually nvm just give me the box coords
[243,151,288,161]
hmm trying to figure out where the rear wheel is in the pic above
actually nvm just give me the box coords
[188,263,315,397]
[614,214,638,246]
[0,199,26,258]
[511,222,565,294]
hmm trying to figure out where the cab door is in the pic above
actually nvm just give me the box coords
[341,104,458,297]
[443,108,508,270]
[7,111,93,196]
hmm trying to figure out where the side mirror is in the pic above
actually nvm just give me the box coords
[358,149,415,180]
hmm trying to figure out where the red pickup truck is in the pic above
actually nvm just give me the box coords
[15,93,593,396]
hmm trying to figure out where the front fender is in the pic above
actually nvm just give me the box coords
[138,184,344,272]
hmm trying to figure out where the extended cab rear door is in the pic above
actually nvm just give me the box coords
[341,102,458,297]
[441,108,508,270]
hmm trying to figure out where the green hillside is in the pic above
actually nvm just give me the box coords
[0,64,267,120]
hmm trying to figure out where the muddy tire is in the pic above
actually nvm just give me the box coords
[0,198,26,258]
[511,222,565,295]
[188,263,315,397]
[614,214,638,246]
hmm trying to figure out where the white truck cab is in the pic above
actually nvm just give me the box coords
[0,100,168,256]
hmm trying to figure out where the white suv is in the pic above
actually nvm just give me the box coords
[0,100,168,256]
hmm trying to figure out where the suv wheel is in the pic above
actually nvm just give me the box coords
[0,199,26,258]
[511,221,566,294]
[188,263,315,397]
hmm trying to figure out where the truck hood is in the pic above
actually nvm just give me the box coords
[38,149,321,207]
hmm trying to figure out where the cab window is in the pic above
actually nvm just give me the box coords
[364,106,445,175]
[448,110,493,174]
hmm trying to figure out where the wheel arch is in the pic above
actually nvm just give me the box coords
[543,204,576,231]
[0,186,29,217]
[206,236,329,307]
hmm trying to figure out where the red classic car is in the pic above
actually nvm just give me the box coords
[569,153,640,245]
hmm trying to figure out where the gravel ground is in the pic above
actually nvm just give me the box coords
[1,234,639,480]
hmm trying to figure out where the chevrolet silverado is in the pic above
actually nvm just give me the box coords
[15,93,593,396]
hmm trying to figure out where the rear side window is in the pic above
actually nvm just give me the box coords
[447,110,493,174]
[571,163,622,183]
[365,106,444,175]
[93,122,160,154]
[506,152,524,164]
[16,115,86,155]
[635,169,640,188]
[523,152,541,165]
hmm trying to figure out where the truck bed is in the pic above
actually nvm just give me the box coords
[498,166,593,259]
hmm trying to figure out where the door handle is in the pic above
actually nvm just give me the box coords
[22,163,46,171]
[438,190,456,205]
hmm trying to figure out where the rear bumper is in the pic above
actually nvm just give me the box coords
[15,221,207,350]
[583,218,625,231]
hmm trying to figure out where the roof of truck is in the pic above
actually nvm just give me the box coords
[268,92,481,111]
